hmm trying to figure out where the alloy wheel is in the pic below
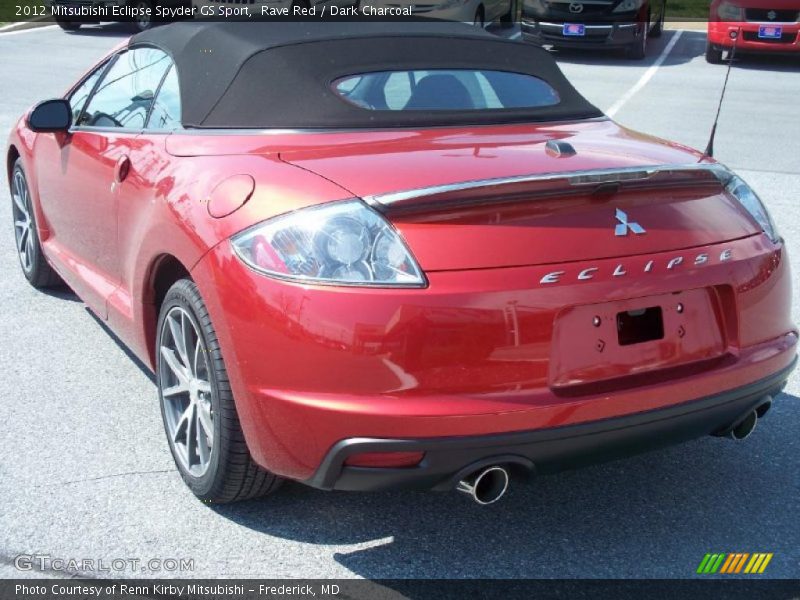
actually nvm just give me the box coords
[159,306,215,477]
[11,170,34,274]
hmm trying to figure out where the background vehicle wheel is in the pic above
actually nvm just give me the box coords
[55,19,81,31]
[500,0,515,27]
[157,279,282,503]
[10,160,62,289]
[650,1,665,37]
[127,0,153,32]
[627,19,648,59]
[705,42,724,64]
[474,6,485,27]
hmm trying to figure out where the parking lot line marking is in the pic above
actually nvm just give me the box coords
[0,24,58,36]
[606,30,683,118]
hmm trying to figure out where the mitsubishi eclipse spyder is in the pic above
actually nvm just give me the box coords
[7,21,796,505]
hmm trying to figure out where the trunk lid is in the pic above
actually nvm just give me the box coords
[167,120,758,271]
[278,120,757,271]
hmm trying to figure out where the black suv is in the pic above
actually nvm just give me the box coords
[521,0,667,59]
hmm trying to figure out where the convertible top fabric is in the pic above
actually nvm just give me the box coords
[131,21,603,129]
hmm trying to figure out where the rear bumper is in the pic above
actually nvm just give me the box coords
[520,19,643,49]
[307,357,795,491]
[191,234,796,482]
[708,22,800,53]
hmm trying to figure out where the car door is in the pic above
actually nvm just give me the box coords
[35,47,171,317]
[109,63,183,342]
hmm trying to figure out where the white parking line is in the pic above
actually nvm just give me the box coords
[606,30,683,118]
[0,24,58,36]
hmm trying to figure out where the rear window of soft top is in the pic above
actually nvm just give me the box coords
[333,69,561,112]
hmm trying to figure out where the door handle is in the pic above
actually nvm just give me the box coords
[114,155,131,184]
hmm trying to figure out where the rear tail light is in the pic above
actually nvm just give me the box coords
[230,199,425,287]
[710,165,779,243]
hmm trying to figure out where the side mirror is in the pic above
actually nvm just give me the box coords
[27,99,72,133]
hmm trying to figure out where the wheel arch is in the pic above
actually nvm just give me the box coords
[142,253,193,369]
[6,145,20,184]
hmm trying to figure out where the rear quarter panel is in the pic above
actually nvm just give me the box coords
[113,136,353,368]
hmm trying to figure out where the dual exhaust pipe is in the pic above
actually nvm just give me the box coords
[456,398,773,505]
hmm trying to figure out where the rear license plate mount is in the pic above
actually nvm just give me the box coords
[549,288,730,388]
[616,306,664,346]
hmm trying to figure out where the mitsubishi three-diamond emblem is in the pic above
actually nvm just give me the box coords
[614,208,646,236]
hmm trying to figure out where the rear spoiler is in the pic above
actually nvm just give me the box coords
[363,163,727,214]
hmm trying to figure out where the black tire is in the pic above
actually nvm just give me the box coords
[9,160,62,289]
[126,0,153,32]
[627,19,648,59]
[156,279,282,503]
[55,19,81,31]
[705,41,724,64]
[650,1,665,37]
[500,0,515,27]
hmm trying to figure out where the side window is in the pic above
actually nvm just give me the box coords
[147,66,181,131]
[68,62,108,125]
[78,48,170,129]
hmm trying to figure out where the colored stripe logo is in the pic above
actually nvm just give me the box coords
[697,553,773,574]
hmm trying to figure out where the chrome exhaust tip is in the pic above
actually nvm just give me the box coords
[456,466,509,505]
[713,397,772,440]
[728,410,758,441]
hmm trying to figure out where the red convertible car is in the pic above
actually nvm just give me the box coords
[7,21,796,505]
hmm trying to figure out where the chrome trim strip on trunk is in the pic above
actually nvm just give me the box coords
[363,163,724,210]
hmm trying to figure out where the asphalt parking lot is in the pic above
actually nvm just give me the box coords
[0,23,798,581]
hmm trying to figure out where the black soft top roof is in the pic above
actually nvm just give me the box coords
[131,20,603,129]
